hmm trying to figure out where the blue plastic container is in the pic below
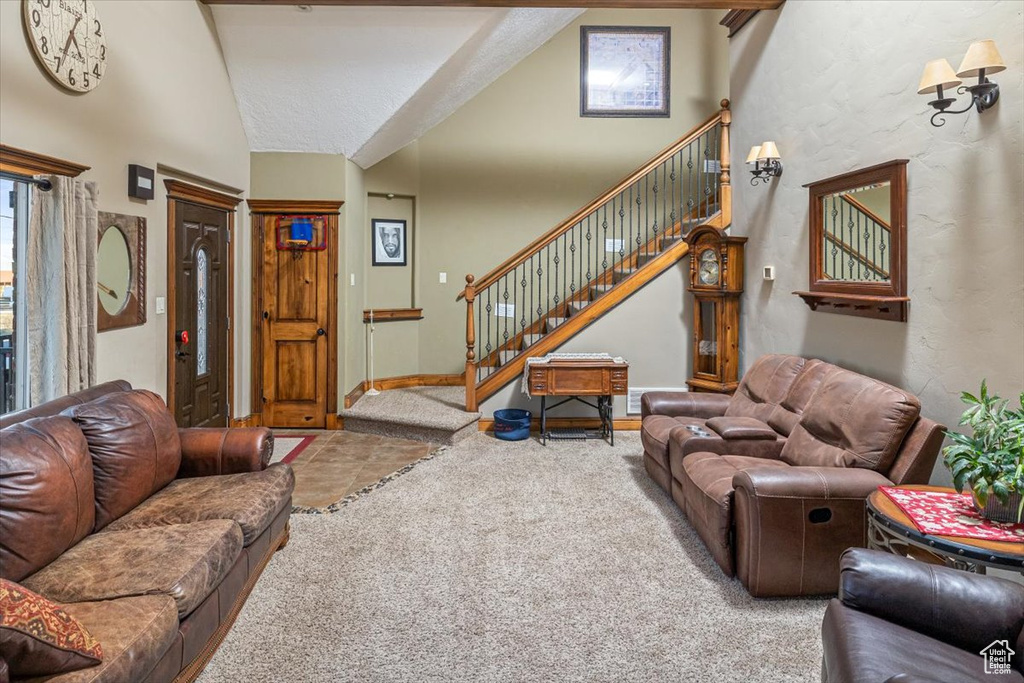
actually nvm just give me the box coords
[493,408,532,441]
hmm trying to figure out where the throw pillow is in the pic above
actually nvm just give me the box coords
[0,579,103,677]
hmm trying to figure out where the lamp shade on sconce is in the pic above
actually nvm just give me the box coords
[918,59,962,94]
[758,141,781,161]
[745,146,762,164]
[956,39,1006,78]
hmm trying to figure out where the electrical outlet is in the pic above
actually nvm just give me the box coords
[605,238,624,252]
[495,303,515,318]
[439,272,447,284]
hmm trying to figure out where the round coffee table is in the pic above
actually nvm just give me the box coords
[866,485,1024,574]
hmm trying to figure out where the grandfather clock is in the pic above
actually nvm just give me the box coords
[686,226,746,393]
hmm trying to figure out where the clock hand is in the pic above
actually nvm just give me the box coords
[61,17,82,60]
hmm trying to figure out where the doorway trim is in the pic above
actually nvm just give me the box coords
[165,179,242,422]
[248,199,342,428]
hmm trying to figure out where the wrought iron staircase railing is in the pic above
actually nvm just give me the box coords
[823,193,891,281]
[458,100,733,411]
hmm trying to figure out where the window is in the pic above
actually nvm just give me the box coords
[0,178,30,415]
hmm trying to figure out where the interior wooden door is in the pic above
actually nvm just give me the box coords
[172,201,230,427]
[259,213,334,427]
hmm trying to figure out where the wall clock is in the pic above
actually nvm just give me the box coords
[23,0,107,93]
[686,226,747,394]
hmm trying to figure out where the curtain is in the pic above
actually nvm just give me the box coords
[27,175,98,405]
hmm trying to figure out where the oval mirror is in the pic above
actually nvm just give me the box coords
[97,226,131,315]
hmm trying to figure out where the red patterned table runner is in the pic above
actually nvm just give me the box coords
[879,487,1024,544]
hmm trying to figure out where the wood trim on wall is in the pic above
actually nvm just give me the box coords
[165,180,241,423]
[478,416,642,432]
[343,374,464,409]
[719,9,760,37]
[362,308,423,323]
[247,199,343,215]
[0,144,90,177]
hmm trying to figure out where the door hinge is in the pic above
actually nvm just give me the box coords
[226,228,231,244]
[226,316,231,331]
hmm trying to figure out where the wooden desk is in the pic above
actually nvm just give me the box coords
[527,359,628,445]
[867,485,1024,574]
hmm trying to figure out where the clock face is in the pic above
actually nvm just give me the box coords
[24,0,107,93]
[698,248,720,286]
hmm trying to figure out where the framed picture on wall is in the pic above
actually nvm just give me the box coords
[372,218,407,266]
[580,26,670,118]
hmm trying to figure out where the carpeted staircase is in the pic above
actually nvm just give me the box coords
[340,386,480,445]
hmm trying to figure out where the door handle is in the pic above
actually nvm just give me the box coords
[175,350,191,359]
[316,328,325,336]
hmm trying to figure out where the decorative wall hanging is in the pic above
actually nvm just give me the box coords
[97,212,146,332]
[275,215,327,251]
[372,219,407,266]
[580,26,670,118]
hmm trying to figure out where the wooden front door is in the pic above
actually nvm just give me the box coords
[252,203,340,428]
[171,201,231,427]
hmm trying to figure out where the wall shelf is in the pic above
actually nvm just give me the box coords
[363,308,423,323]
[794,291,908,322]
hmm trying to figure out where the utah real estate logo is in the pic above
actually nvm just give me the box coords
[981,640,1015,675]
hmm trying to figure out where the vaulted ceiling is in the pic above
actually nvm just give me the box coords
[209,5,583,169]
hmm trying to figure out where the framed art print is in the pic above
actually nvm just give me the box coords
[580,26,670,118]
[372,219,407,266]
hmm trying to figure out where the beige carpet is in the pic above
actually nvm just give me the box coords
[340,386,480,445]
[199,433,827,682]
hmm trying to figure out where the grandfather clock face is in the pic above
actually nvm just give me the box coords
[698,248,720,286]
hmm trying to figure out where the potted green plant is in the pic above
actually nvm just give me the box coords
[943,381,1024,524]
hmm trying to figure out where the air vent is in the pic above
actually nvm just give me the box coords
[627,387,688,415]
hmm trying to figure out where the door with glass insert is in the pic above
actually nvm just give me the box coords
[173,201,229,427]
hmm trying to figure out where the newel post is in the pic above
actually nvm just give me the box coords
[464,274,478,412]
[718,98,732,228]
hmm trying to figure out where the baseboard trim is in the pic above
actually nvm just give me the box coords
[344,374,465,409]
[230,414,261,428]
[478,416,641,432]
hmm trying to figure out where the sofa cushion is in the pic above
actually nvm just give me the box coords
[640,415,709,470]
[705,416,777,440]
[822,600,1016,683]
[104,464,295,546]
[677,452,791,575]
[22,595,179,683]
[21,520,242,619]
[0,417,95,582]
[767,360,838,436]
[781,370,921,472]
[0,579,102,678]
[62,390,182,531]
[725,355,807,422]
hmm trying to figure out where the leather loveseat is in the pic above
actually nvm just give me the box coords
[822,548,1024,682]
[0,381,294,682]
[641,355,945,596]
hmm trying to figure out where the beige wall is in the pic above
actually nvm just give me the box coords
[730,1,1024,485]
[0,0,250,410]
[370,8,729,385]
[367,195,414,309]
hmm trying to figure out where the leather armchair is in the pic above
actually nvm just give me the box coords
[822,548,1024,683]
[640,391,730,420]
[177,427,274,478]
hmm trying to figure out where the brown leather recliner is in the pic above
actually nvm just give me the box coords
[822,548,1024,682]
[640,355,946,597]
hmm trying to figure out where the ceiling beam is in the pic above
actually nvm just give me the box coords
[200,0,785,9]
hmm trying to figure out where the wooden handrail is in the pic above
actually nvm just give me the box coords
[840,194,891,232]
[457,100,730,301]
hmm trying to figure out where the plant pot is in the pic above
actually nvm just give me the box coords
[973,490,1024,524]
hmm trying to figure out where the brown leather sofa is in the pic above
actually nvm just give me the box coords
[822,548,1024,683]
[641,355,945,596]
[0,381,294,682]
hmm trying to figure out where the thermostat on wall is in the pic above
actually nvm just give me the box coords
[763,266,775,281]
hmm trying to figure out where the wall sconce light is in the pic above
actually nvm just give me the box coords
[918,39,1005,127]
[746,141,782,186]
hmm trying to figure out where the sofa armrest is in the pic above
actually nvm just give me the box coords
[177,427,274,478]
[731,467,893,597]
[641,391,730,420]
[679,436,785,460]
[839,548,1024,656]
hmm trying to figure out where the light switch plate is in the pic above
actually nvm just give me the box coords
[763,266,775,281]
[439,272,447,284]
[350,274,356,286]
[155,297,166,314]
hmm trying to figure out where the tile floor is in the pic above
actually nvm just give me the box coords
[276,430,437,508]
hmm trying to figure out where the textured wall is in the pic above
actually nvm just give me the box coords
[0,0,250,411]
[730,1,1024,484]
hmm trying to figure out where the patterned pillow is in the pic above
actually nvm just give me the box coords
[0,579,103,677]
